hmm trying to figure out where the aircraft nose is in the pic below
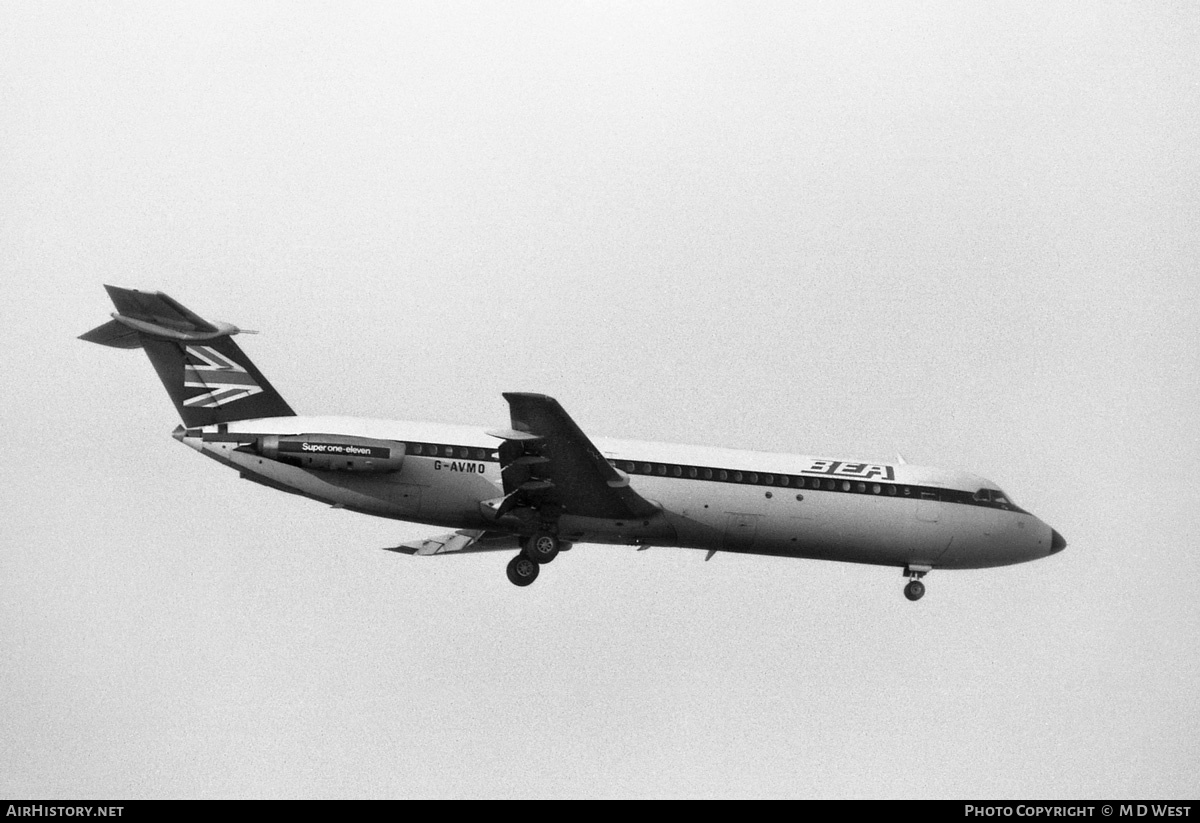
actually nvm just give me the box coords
[1050,528,1067,554]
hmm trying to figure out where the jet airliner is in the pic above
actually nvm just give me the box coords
[81,286,1065,600]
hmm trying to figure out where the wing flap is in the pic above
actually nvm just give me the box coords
[384,530,519,556]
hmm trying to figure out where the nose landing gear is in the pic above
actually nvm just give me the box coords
[903,564,932,602]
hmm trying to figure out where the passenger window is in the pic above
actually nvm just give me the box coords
[688,467,697,478]
[747,472,758,483]
[733,471,743,482]
[886,485,896,495]
[703,468,713,480]
[642,463,652,474]
[764,474,774,485]
[872,484,881,494]
[412,444,423,455]
[443,446,454,457]
[856,482,866,493]
[719,470,728,481]
[778,476,789,487]
[841,480,851,492]
[672,466,682,477]
[656,464,667,476]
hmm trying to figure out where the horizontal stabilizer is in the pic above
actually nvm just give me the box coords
[104,285,218,334]
[78,318,144,349]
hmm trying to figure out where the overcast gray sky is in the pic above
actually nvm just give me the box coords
[2,0,1198,799]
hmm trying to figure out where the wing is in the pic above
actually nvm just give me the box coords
[486,392,660,522]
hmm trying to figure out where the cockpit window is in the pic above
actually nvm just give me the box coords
[974,488,1016,510]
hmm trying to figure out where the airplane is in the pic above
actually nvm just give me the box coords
[81,286,1066,601]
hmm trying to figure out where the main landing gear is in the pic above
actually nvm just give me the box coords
[903,564,932,602]
[506,554,540,587]
[506,532,562,587]
[523,532,561,564]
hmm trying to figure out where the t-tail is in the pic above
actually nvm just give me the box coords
[80,285,296,427]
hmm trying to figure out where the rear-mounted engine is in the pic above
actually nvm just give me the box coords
[254,434,405,473]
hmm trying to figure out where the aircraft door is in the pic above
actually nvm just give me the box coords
[910,492,954,564]
[916,493,941,523]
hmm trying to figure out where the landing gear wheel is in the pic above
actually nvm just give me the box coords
[904,580,926,602]
[506,554,540,587]
[523,532,561,565]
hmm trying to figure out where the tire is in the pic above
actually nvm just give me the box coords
[506,554,540,587]
[904,580,926,602]
[523,532,560,565]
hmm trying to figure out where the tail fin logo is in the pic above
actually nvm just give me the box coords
[182,345,263,408]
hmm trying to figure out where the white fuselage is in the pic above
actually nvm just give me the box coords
[178,415,1059,572]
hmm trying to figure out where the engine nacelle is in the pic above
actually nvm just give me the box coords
[256,434,406,473]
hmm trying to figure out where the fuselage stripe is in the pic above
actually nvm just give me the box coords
[196,431,1028,514]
